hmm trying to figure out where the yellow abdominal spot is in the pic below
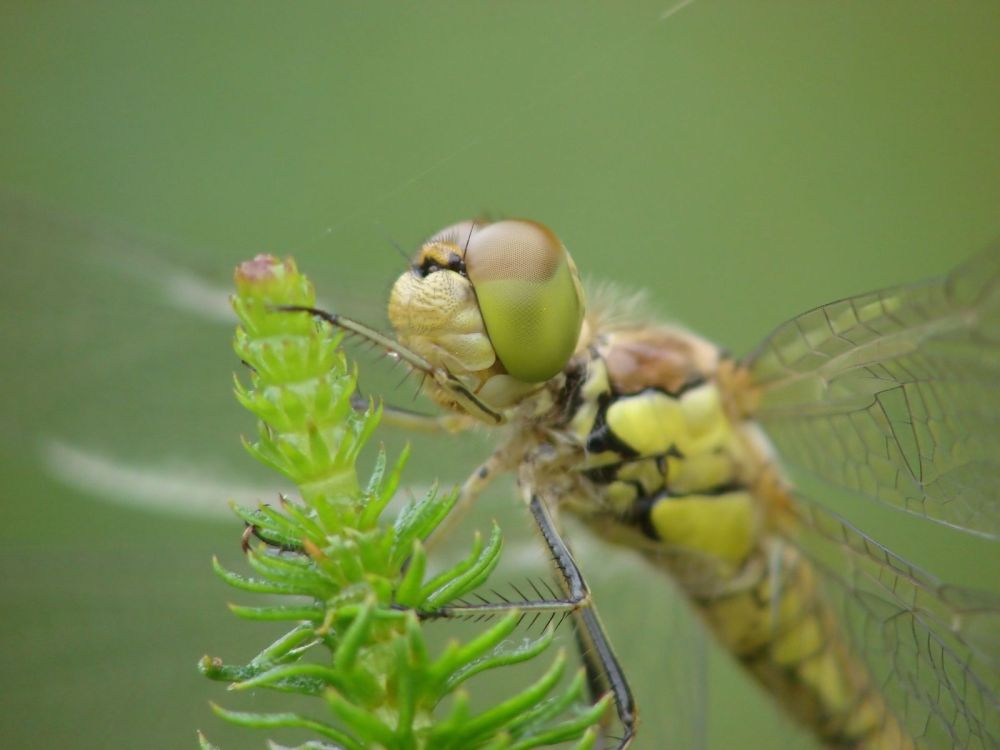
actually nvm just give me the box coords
[606,391,684,455]
[704,590,774,654]
[842,694,883,739]
[770,613,823,666]
[606,383,734,459]
[798,650,851,717]
[665,451,736,494]
[648,491,755,565]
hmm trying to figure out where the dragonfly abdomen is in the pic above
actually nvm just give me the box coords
[692,533,912,750]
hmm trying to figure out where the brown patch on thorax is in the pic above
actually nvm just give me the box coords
[602,327,720,395]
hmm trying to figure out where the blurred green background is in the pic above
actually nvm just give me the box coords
[2,2,998,748]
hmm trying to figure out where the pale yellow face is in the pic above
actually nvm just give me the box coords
[388,219,586,406]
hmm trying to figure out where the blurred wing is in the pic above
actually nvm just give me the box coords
[791,496,1000,749]
[746,246,1000,538]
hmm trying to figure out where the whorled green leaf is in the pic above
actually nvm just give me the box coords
[199,254,604,749]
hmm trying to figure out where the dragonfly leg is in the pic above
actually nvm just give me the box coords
[422,450,509,554]
[350,393,475,434]
[281,305,507,425]
[526,492,637,749]
[430,491,637,749]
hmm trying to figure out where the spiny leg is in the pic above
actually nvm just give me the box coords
[431,491,637,749]
[526,492,636,749]
[573,618,609,722]
[567,569,624,736]
[281,305,505,424]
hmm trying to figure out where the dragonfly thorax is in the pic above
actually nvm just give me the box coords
[536,325,771,579]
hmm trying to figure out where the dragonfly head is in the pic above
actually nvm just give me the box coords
[388,219,586,409]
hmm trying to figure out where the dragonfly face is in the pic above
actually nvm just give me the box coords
[318,219,1000,750]
[387,219,586,410]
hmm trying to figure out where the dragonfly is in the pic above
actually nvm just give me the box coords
[288,218,1000,750]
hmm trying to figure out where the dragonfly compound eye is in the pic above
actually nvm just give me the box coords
[464,220,585,383]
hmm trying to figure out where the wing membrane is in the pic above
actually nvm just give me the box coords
[747,247,1000,538]
[790,497,1000,749]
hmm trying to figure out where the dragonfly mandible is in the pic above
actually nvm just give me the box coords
[290,218,1000,750]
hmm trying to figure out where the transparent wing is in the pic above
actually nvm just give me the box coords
[2,193,385,521]
[789,496,1000,749]
[746,246,1000,538]
[2,192,262,518]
